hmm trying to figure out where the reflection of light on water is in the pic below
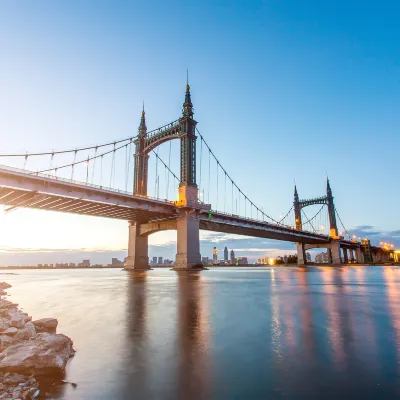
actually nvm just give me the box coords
[382,267,400,373]
[177,273,212,398]
[270,272,283,363]
[279,272,296,349]
[320,269,345,370]
[352,268,377,359]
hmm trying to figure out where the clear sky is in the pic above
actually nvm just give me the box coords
[0,1,399,264]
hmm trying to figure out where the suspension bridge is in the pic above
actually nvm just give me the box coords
[0,83,391,268]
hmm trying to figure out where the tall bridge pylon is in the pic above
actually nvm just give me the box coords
[128,83,205,270]
[294,178,338,238]
[294,179,342,266]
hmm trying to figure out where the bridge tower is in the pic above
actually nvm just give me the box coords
[326,178,338,238]
[133,106,149,196]
[126,83,204,271]
[294,179,341,266]
[174,82,202,270]
[294,186,302,230]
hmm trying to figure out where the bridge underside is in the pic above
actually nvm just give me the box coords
[0,167,176,222]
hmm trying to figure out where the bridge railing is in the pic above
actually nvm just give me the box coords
[146,119,181,140]
[207,209,329,238]
[0,164,175,205]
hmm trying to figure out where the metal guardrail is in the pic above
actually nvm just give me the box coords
[146,119,181,139]
[0,164,175,205]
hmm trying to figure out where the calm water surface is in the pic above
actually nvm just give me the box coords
[3,266,400,399]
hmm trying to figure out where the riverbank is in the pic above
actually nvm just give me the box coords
[0,282,75,399]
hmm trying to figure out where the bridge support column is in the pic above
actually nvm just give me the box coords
[296,243,307,267]
[343,248,349,264]
[174,210,204,270]
[383,251,390,263]
[327,249,333,264]
[330,241,342,265]
[125,221,150,270]
[355,247,364,264]
[349,249,354,263]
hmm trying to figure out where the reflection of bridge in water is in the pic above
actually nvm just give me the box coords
[0,83,393,267]
[119,268,400,398]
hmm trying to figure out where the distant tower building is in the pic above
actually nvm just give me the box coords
[306,252,312,262]
[158,257,163,265]
[230,250,235,265]
[213,247,218,264]
[152,256,157,265]
[224,247,229,263]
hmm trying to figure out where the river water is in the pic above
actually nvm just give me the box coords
[3,266,400,399]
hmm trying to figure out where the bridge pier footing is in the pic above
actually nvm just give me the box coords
[330,241,342,265]
[296,243,307,267]
[173,210,206,271]
[355,247,364,264]
[125,221,151,270]
[343,248,349,264]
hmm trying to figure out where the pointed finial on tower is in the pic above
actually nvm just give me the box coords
[294,184,299,201]
[183,73,193,117]
[326,177,332,197]
[138,103,147,135]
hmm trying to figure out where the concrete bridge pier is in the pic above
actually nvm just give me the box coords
[296,243,307,267]
[343,248,349,264]
[355,247,364,264]
[125,221,151,270]
[327,249,333,264]
[174,209,203,271]
[330,241,342,265]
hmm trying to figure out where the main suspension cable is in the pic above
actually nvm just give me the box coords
[335,207,351,240]
[197,128,281,225]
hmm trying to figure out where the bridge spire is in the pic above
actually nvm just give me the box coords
[138,102,147,135]
[294,185,302,230]
[326,178,338,238]
[133,106,149,196]
[326,177,332,197]
[183,76,194,118]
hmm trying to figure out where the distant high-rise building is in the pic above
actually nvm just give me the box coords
[306,252,312,262]
[230,250,235,265]
[224,247,229,263]
[237,257,248,265]
[212,247,218,264]
[158,257,163,265]
[111,258,123,267]
[283,255,288,264]
[202,256,209,265]
[152,256,157,265]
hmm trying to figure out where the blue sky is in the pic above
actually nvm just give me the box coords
[0,1,399,264]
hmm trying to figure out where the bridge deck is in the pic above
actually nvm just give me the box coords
[200,211,331,244]
[0,166,348,246]
[0,166,176,222]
